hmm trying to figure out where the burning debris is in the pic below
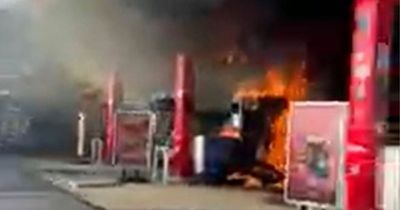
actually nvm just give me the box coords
[230,62,307,189]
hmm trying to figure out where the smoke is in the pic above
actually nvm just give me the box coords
[0,0,280,153]
[28,0,218,100]
[24,0,216,152]
[3,0,347,112]
[0,0,350,154]
[25,0,278,109]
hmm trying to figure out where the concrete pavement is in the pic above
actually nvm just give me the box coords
[73,184,295,210]
[37,147,400,210]
[0,154,93,210]
[38,159,296,210]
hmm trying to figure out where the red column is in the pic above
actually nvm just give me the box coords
[103,71,118,163]
[347,1,395,209]
[172,54,194,178]
[346,0,378,209]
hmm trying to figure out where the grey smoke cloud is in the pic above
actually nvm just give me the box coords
[0,0,318,154]
[28,0,228,102]
[1,0,284,112]
[25,0,278,110]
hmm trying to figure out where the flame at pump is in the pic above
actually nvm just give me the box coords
[234,65,307,177]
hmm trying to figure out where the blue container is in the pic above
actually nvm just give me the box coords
[204,137,238,184]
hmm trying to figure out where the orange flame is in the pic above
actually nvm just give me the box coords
[235,66,307,176]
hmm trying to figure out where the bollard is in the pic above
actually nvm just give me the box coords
[193,135,205,175]
[77,112,86,157]
[91,138,104,165]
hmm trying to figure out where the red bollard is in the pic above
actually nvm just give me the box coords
[171,54,195,178]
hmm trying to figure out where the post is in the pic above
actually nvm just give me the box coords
[347,0,379,209]
[103,71,123,164]
[103,72,115,162]
[193,135,205,175]
[347,0,396,209]
[77,111,86,157]
[171,54,194,178]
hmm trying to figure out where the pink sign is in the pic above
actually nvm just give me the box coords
[285,102,348,208]
[116,111,153,167]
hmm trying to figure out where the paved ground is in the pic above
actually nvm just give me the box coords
[73,184,295,210]
[0,153,93,210]
[37,158,296,210]
[37,146,400,210]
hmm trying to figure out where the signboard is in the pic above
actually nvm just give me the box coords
[284,102,348,209]
[116,110,155,169]
[347,1,381,210]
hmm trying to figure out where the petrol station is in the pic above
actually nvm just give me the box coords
[72,0,398,210]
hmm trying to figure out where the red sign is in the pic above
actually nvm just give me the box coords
[346,1,381,210]
[285,102,348,209]
[116,111,154,168]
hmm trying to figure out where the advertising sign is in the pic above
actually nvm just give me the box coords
[284,102,348,209]
[116,110,155,169]
[347,1,381,210]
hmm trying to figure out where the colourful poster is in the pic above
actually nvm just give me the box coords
[284,102,348,208]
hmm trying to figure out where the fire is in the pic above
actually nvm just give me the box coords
[235,69,287,98]
[235,65,307,180]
